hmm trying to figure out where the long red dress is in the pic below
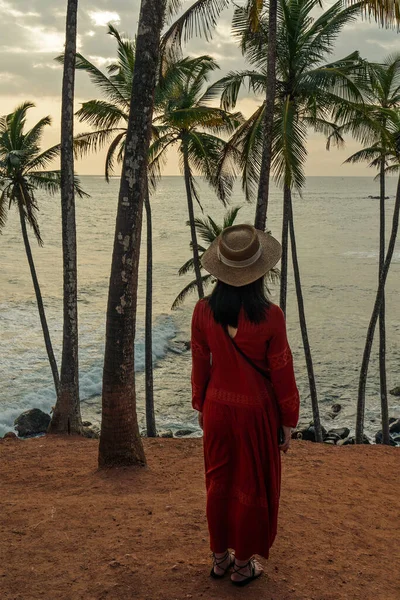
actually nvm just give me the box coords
[191,299,300,561]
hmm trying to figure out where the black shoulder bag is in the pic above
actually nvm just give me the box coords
[224,327,285,446]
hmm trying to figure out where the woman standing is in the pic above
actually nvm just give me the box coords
[191,224,300,587]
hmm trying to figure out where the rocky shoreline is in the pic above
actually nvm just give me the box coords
[3,392,400,446]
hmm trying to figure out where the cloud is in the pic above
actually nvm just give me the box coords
[0,0,399,176]
[87,11,121,27]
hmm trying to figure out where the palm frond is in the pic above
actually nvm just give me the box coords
[161,0,230,60]
[171,274,213,310]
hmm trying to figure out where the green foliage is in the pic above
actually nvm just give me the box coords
[171,206,242,309]
[338,53,400,175]
[212,0,364,198]
[0,102,87,240]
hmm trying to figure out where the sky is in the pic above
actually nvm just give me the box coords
[0,0,399,177]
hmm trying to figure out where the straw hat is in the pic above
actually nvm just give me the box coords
[201,224,282,287]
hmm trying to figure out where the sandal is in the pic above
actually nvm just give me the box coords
[231,557,263,587]
[210,550,235,579]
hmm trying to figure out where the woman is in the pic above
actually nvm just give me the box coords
[191,224,300,587]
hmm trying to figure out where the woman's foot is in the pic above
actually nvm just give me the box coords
[231,557,263,586]
[210,550,235,578]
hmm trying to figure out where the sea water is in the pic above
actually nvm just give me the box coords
[0,176,399,438]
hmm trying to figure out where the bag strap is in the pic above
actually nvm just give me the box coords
[224,326,271,381]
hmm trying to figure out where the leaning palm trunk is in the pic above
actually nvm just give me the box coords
[183,147,204,299]
[280,185,290,315]
[18,200,60,397]
[288,190,323,443]
[254,0,278,231]
[356,174,400,443]
[99,0,166,467]
[379,157,390,444]
[49,0,82,434]
[144,190,156,438]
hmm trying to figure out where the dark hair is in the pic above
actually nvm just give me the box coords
[207,277,270,327]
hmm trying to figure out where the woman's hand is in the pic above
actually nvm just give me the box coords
[279,425,292,453]
[198,412,204,430]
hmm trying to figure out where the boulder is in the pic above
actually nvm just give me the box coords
[389,386,400,397]
[342,434,371,445]
[296,424,327,442]
[3,432,18,440]
[82,421,92,427]
[158,430,174,439]
[326,427,350,440]
[174,429,195,438]
[326,403,342,419]
[389,419,400,434]
[375,431,398,446]
[82,426,100,439]
[14,408,51,437]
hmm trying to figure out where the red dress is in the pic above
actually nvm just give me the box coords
[191,299,300,561]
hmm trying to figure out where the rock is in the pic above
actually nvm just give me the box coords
[326,403,342,419]
[297,424,327,442]
[323,433,341,444]
[82,421,92,427]
[14,408,51,437]
[157,430,173,439]
[389,417,397,424]
[174,429,195,438]
[326,427,350,440]
[389,419,400,434]
[3,432,18,440]
[375,431,398,446]
[342,434,371,445]
[82,426,100,439]
[184,341,191,351]
[389,386,400,397]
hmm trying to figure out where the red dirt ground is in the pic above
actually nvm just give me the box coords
[0,436,399,600]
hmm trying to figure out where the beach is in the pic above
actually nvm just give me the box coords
[1,435,399,600]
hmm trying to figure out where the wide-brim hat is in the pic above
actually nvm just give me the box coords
[201,224,282,287]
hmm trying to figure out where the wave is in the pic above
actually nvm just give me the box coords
[344,251,400,262]
[0,315,176,437]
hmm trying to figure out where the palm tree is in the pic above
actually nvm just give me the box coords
[162,0,278,231]
[98,0,167,467]
[172,207,241,309]
[49,0,82,435]
[149,55,242,299]
[0,103,87,401]
[348,0,400,28]
[356,121,400,443]
[338,55,400,444]
[172,206,280,309]
[212,0,364,441]
[144,188,157,438]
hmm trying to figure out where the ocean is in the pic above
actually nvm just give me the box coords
[1,175,399,439]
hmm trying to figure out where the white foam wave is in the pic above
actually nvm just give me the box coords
[0,315,176,437]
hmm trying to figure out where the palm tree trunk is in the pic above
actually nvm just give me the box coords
[288,191,323,442]
[183,147,204,299]
[18,203,60,397]
[49,0,82,435]
[356,174,400,443]
[98,0,166,467]
[280,185,290,315]
[379,158,390,444]
[254,0,278,231]
[144,190,156,438]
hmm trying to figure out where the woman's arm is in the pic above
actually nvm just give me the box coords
[191,301,211,412]
[266,306,300,429]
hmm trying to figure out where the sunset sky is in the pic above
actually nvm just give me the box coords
[0,0,399,177]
